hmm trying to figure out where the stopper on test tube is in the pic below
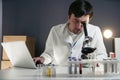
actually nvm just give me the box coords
[109,52,115,59]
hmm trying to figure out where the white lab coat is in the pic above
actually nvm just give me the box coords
[41,23,108,65]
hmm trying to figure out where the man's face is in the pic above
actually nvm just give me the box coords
[68,14,90,34]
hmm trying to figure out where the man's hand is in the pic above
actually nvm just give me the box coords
[33,56,44,64]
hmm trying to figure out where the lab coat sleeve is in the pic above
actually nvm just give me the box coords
[40,27,55,64]
[93,27,108,60]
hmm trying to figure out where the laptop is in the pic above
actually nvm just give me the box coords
[1,41,37,69]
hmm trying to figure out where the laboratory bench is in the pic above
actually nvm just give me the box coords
[0,65,120,80]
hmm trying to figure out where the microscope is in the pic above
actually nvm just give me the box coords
[81,22,96,59]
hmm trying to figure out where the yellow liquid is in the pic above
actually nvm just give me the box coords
[46,68,51,77]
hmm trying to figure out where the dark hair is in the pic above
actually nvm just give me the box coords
[68,0,93,18]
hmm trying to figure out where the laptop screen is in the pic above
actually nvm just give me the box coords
[1,41,36,69]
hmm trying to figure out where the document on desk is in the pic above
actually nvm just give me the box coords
[1,41,37,69]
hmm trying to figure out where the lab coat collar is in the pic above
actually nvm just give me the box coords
[61,23,73,45]
[61,22,84,47]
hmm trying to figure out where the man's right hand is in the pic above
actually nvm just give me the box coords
[33,56,44,64]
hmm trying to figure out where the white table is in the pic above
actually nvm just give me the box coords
[0,66,120,80]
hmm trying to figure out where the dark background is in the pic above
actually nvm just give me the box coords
[1,0,120,61]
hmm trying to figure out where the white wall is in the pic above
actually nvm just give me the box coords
[114,38,120,59]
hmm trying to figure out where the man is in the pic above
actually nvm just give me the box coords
[34,0,107,65]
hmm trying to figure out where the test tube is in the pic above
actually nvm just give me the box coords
[109,52,118,74]
[79,64,82,74]
[51,64,56,77]
[68,57,72,74]
[72,57,77,74]
[107,60,112,74]
[46,64,52,77]
[112,61,118,73]
[42,64,47,76]
[78,59,82,74]
[104,62,107,74]
[68,57,77,74]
